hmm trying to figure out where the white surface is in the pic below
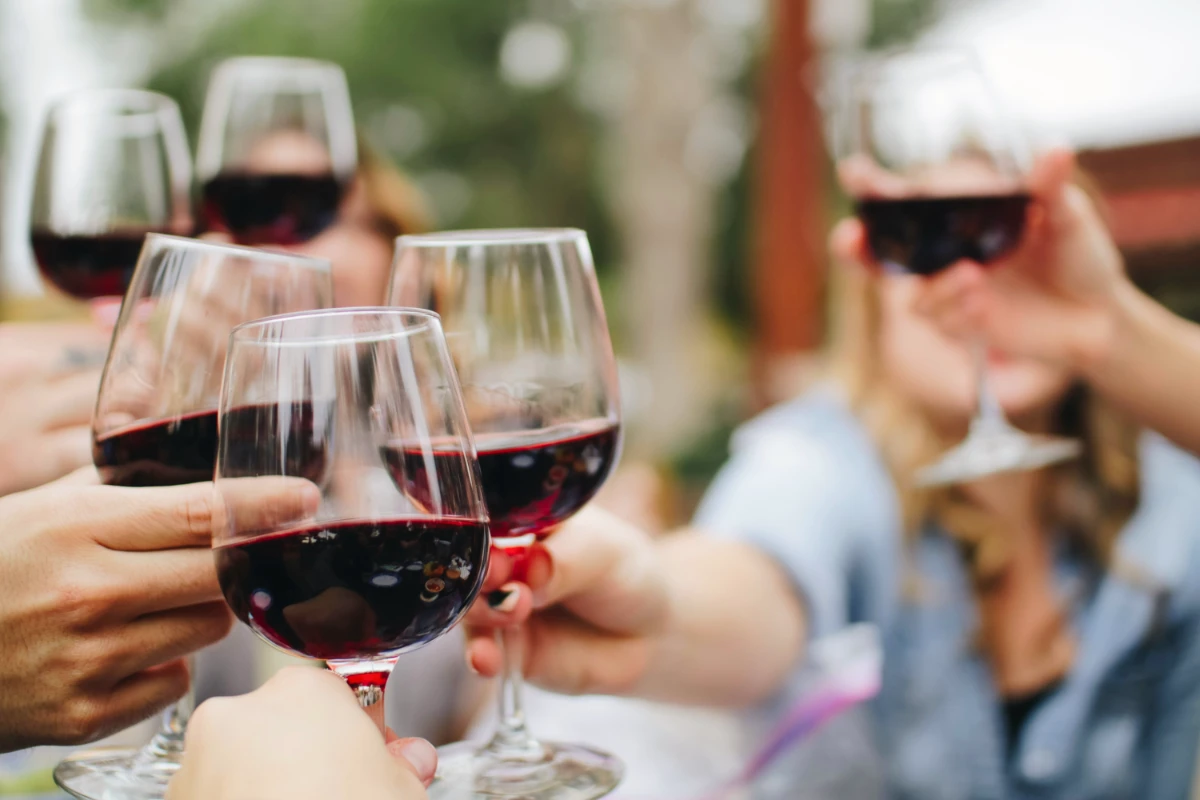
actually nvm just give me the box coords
[925,0,1200,149]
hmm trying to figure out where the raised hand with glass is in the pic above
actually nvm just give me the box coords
[389,229,623,800]
[838,47,1080,486]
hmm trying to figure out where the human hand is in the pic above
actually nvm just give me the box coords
[834,148,1131,373]
[0,321,109,495]
[0,476,318,751]
[168,667,437,800]
[463,506,669,696]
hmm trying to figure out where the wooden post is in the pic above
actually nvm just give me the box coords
[752,0,827,407]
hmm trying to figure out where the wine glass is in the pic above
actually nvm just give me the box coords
[213,307,490,730]
[837,47,1080,486]
[29,89,192,316]
[54,235,332,800]
[388,229,623,800]
[196,56,357,246]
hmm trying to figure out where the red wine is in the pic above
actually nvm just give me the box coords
[201,172,343,245]
[214,517,488,660]
[94,410,219,487]
[385,421,620,541]
[855,194,1030,276]
[30,229,152,300]
[217,402,328,485]
[95,403,327,488]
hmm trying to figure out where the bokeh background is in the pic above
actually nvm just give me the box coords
[2,0,1199,528]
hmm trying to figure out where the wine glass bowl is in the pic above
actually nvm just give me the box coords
[29,89,192,302]
[213,308,489,709]
[196,57,356,246]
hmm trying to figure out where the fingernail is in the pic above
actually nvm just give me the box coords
[487,584,520,612]
[398,738,438,783]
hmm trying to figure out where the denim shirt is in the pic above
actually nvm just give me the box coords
[694,391,1200,800]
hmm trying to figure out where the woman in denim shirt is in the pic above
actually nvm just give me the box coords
[465,151,1200,799]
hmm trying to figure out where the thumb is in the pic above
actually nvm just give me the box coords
[385,735,438,787]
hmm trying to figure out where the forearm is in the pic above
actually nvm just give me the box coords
[1081,281,1200,454]
[633,532,806,707]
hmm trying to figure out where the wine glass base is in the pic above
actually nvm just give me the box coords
[430,739,622,800]
[915,431,1082,487]
[54,746,181,800]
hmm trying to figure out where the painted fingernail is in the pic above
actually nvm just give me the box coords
[487,584,520,612]
[397,738,438,783]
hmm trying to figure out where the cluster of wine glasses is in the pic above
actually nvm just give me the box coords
[43,41,1073,800]
[41,57,622,800]
[30,56,354,310]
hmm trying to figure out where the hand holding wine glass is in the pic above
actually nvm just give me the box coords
[54,236,332,800]
[388,229,623,800]
[0,476,314,753]
[837,47,1080,485]
[877,148,1129,371]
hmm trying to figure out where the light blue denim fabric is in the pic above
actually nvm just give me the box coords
[694,390,1200,800]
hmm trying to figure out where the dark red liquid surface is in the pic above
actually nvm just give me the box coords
[214,517,488,660]
[855,194,1030,276]
[385,421,620,541]
[201,173,343,245]
[31,229,152,300]
[93,410,219,487]
[95,403,327,488]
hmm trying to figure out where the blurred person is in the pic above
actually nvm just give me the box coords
[0,320,109,496]
[169,667,436,800]
[463,150,1200,798]
[211,129,432,306]
[904,148,1200,458]
[0,472,316,752]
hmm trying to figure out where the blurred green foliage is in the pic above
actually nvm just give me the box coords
[92,0,619,272]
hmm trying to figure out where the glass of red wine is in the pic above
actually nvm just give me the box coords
[29,89,192,315]
[213,307,490,729]
[388,229,623,800]
[840,47,1080,486]
[196,56,356,246]
[53,235,332,800]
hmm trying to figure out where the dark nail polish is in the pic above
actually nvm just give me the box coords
[488,589,514,609]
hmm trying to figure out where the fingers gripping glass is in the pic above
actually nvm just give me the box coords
[196,56,357,246]
[838,48,1080,486]
[388,229,624,800]
[212,308,490,731]
[54,235,332,800]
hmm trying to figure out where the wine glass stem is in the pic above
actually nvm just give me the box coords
[970,339,1010,436]
[483,622,545,760]
[140,658,195,762]
[344,669,390,735]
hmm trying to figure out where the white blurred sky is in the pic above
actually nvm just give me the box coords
[925,0,1200,149]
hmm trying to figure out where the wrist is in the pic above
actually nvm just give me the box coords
[1068,277,1142,379]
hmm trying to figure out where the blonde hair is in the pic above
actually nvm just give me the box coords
[355,138,434,237]
[826,258,1141,589]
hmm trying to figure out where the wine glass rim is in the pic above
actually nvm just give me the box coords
[229,306,442,345]
[214,55,347,76]
[143,234,333,272]
[396,228,587,247]
[48,87,179,118]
